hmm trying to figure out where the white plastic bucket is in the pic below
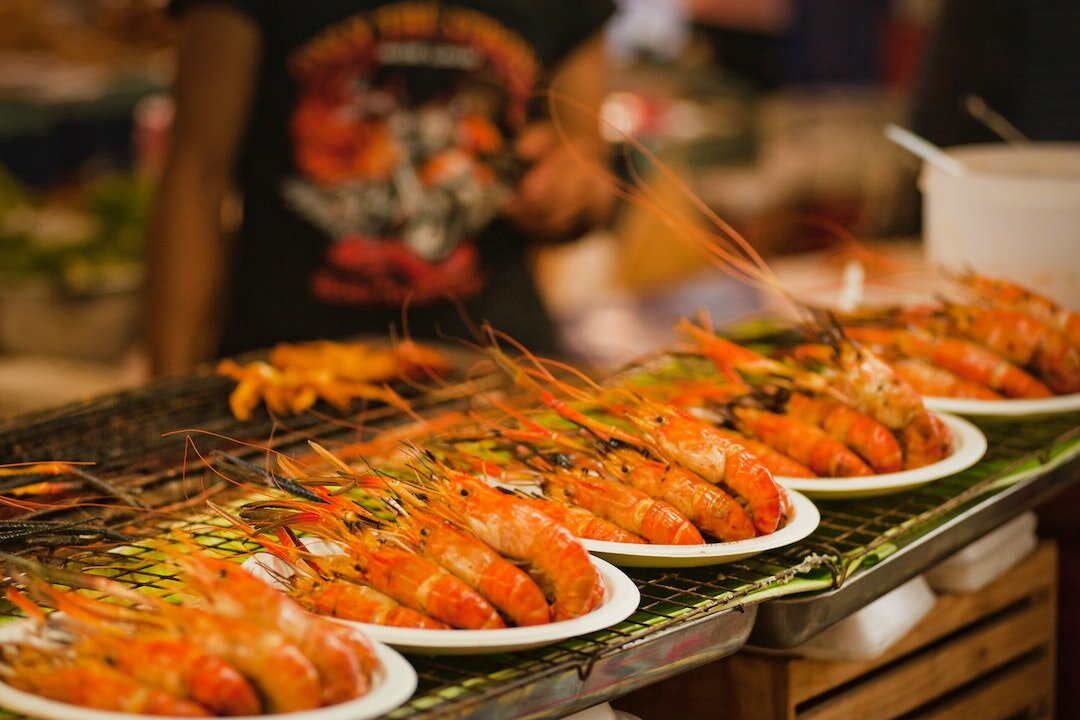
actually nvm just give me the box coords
[920,143,1080,310]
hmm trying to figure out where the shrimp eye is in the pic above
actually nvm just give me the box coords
[218,569,228,580]
[551,453,573,469]
[420,528,428,536]
[460,488,469,496]
[655,416,664,423]
[621,466,629,473]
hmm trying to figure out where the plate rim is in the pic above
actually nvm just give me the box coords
[923,392,1080,416]
[578,488,819,561]
[333,555,639,652]
[0,621,417,720]
[774,412,988,497]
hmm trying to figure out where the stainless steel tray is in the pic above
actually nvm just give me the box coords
[414,606,756,720]
[750,438,1080,649]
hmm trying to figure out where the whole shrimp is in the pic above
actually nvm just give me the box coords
[540,464,705,545]
[620,369,817,479]
[484,336,783,534]
[239,502,506,630]
[515,493,647,543]
[678,317,950,470]
[277,452,552,627]
[888,358,1002,400]
[732,406,874,477]
[844,325,1052,399]
[784,393,902,474]
[261,549,451,628]
[943,305,1080,394]
[6,567,325,713]
[5,586,261,717]
[402,466,605,621]
[450,413,756,542]
[2,648,212,717]
[951,270,1080,349]
[597,448,758,541]
[678,316,907,472]
[389,508,552,625]
[801,326,953,470]
[173,551,377,702]
[268,444,604,622]
[701,425,816,478]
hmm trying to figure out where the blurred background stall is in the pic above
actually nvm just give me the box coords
[0,0,171,413]
[0,0,953,410]
[1,1,1079,716]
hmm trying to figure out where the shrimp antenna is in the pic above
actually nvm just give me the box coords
[443,294,485,343]
[0,551,150,606]
[619,144,780,292]
[207,500,325,576]
[485,325,602,396]
[481,327,604,412]
[306,442,359,477]
[807,307,860,357]
[545,88,804,313]
[213,451,328,504]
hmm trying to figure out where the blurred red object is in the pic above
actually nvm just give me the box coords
[133,93,173,179]
[881,13,927,93]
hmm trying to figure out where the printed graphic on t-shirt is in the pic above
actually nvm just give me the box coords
[284,3,539,306]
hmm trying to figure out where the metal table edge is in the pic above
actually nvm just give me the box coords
[404,604,757,720]
[748,451,1080,649]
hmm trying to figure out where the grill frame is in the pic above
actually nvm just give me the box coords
[0,372,1077,719]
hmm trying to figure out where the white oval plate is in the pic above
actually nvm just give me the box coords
[244,554,639,655]
[0,620,417,720]
[580,488,819,568]
[775,412,987,499]
[924,392,1080,417]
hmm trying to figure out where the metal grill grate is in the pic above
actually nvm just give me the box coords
[0,372,1077,717]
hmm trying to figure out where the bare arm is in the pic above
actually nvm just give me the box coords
[684,0,792,33]
[501,33,614,241]
[145,5,261,377]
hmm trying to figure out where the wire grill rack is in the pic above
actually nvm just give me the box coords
[0,371,1077,718]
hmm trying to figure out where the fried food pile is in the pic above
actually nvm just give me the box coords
[218,340,452,420]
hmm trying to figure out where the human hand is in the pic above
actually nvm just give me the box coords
[501,122,614,242]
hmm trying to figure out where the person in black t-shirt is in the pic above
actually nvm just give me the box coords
[146,1,615,376]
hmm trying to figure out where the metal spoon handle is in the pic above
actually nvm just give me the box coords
[963,94,1029,144]
[884,123,968,177]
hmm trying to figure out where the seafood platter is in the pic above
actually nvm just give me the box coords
[834,271,1080,417]
[0,553,416,720]
[0,267,1076,717]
